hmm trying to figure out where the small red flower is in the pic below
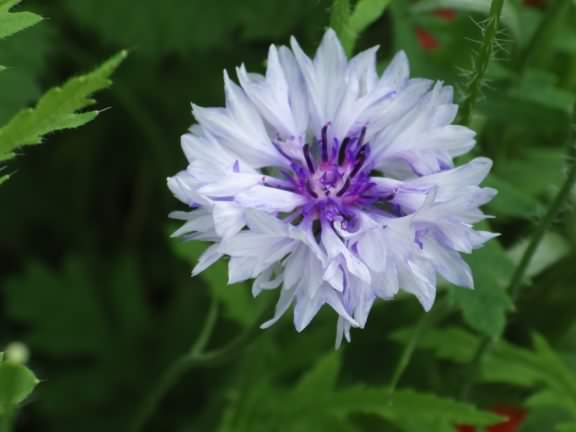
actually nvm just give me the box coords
[457,406,526,432]
[416,27,439,50]
[433,8,457,22]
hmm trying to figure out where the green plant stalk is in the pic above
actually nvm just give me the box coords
[519,0,573,73]
[129,298,218,432]
[388,298,451,391]
[459,0,505,127]
[130,297,275,432]
[461,101,576,399]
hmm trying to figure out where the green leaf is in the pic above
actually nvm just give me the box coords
[557,422,576,432]
[412,0,521,41]
[499,148,567,198]
[0,0,42,41]
[295,352,341,395]
[4,258,109,355]
[347,0,392,50]
[0,50,127,165]
[324,388,503,427]
[170,234,256,327]
[451,239,515,337]
[510,69,575,114]
[0,357,39,415]
[331,0,391,54]
[330,0,352,51]
[391,326,480,363]
[485,174,546,219]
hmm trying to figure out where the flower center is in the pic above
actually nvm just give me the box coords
[273,124,393,232]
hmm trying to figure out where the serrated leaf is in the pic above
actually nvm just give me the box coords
[451,239,514,337]
[0,50,127,164]
[0,0,42,41]
[0,359,39,415]
[170,234,256,327]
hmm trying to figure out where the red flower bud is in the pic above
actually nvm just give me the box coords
[416,27,439,50]
[457,406,526,432]
[433,8,457,21]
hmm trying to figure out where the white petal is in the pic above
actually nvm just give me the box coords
[278,46,309,133]
[356,229,388,272]
[237,46,300,137]
[192,244,222,276]
[261,288,295,329]
[422,236,473,288]
[235,185,306,213]
[213,203,245,238]
[197,173,262,197]
[399,258,437,311]
[228,256,259,284]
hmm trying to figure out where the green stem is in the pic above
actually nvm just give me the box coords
[129,298,218,432]
[460,101,576,398]
[388,299,451,391]
[459,0,505,127]
[129,298,274,432]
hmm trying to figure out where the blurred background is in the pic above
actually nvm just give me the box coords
[1,0,576,431]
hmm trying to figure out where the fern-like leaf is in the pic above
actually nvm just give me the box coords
[0,0,41,41]
[0,50,127,168]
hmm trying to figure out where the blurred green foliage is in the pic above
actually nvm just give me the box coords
[0,0,575,431]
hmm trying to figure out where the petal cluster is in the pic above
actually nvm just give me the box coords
[168,29,496,345]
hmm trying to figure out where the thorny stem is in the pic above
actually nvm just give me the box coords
[129,297,274,432]
[388,298,451,392]
[458,0,505,127]
[461,101,576,400]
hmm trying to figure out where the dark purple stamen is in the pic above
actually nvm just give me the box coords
[273,142,293,161]
[336,177,351,197]
[305,181,318,198]
[357,126,367,148]
[349,145,369,178]
[321,124,329,161]
[269,123,387,233]
[303,144,315,173]
[338,137,350,165]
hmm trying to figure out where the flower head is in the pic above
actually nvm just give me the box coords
[168,29,497,346]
